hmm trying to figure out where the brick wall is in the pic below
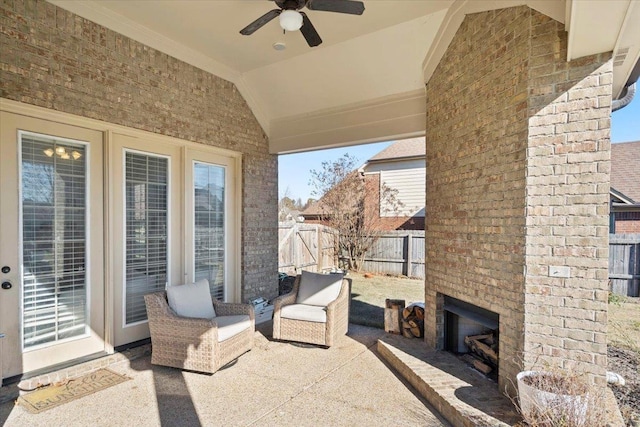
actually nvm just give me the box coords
[613,211,640,233]
[523,11,611,381]
[425,5,611,393]
[0,0,278,302]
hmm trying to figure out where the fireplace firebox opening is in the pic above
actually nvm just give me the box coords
[443,296,500,380]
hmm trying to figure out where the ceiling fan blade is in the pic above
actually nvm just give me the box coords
[240,9,281,35]
[307,0,364,15]
[300,12,322,47]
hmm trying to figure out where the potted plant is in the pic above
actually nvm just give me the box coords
[516,370,598,427]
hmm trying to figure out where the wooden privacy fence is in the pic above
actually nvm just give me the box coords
[609,233,640,297]
[358,231,425,278]
[278,222,337,274]
[279,224,425,279]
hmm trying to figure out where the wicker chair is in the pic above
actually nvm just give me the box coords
[272,273,350,347]
[144,291,255,374]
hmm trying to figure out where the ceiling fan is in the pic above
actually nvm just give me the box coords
[239,0,365,47]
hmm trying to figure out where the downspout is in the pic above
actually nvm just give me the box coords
[612,82,636,112]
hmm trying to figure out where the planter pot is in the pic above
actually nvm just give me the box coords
[517,370,589,426]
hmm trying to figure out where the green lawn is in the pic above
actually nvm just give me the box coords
[348,272,424,328]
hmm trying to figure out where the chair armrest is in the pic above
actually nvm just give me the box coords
[272,291,297,312]
[324,278,351,346]
[326,278,350,314]
[273,274,300,312]
[213,299,255,321]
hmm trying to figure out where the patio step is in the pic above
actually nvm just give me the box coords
[377,334,521,427]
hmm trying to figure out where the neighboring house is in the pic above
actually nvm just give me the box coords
[302,137,425,231]
[279,209,304,223]
[300,202,324,224]
[300,170,362,225]
[359,138,425,231]
[610,141,640,233]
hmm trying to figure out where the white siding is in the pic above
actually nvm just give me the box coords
[364,159,424,174]
[380,167,425,217]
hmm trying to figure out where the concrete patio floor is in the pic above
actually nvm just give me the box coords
[0,323,451,427]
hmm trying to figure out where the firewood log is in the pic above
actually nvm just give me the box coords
[401,303,425,338]
[462,354,492,374]
[402,324,413,338]
[464,335,498,366]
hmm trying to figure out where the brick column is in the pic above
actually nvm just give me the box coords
[425,5,612,393]
[523,15,611,379]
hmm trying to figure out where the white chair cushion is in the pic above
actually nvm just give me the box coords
[280,304,327,323]
[215,315,251,342]
[295,271,343,307]
[166,279,216,319]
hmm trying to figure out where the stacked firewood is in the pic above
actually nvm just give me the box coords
[463,333,498,374]
[401,303,425,338]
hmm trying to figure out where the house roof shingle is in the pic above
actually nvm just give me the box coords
[302,200,323,216]
[611,140,640,203]
[367,137,425,162]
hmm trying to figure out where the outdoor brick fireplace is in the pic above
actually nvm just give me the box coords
[424,6,611,395]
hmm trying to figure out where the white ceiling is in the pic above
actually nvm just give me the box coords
[48,0,639,153]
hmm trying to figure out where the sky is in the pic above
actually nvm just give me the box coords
[279,93,640,202]
[611,91,640,144]
[278,141,391,202]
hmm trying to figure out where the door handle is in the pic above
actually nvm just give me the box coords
[1,281,12,290]
[1,266,10,274]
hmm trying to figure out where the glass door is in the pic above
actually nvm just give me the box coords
[110,134,181,346]
[0,112,105,378]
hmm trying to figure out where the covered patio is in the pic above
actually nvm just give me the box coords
[0,0,639,424]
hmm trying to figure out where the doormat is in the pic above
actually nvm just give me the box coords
[17,368,130,414]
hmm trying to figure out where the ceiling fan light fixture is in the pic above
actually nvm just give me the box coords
[279,10,303,32]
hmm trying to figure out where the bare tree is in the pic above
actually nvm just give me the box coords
[278,186,309,221]
[309,153,403,271]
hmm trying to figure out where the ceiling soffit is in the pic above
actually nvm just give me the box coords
[566,0,640,98]
[46,1,637,153]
